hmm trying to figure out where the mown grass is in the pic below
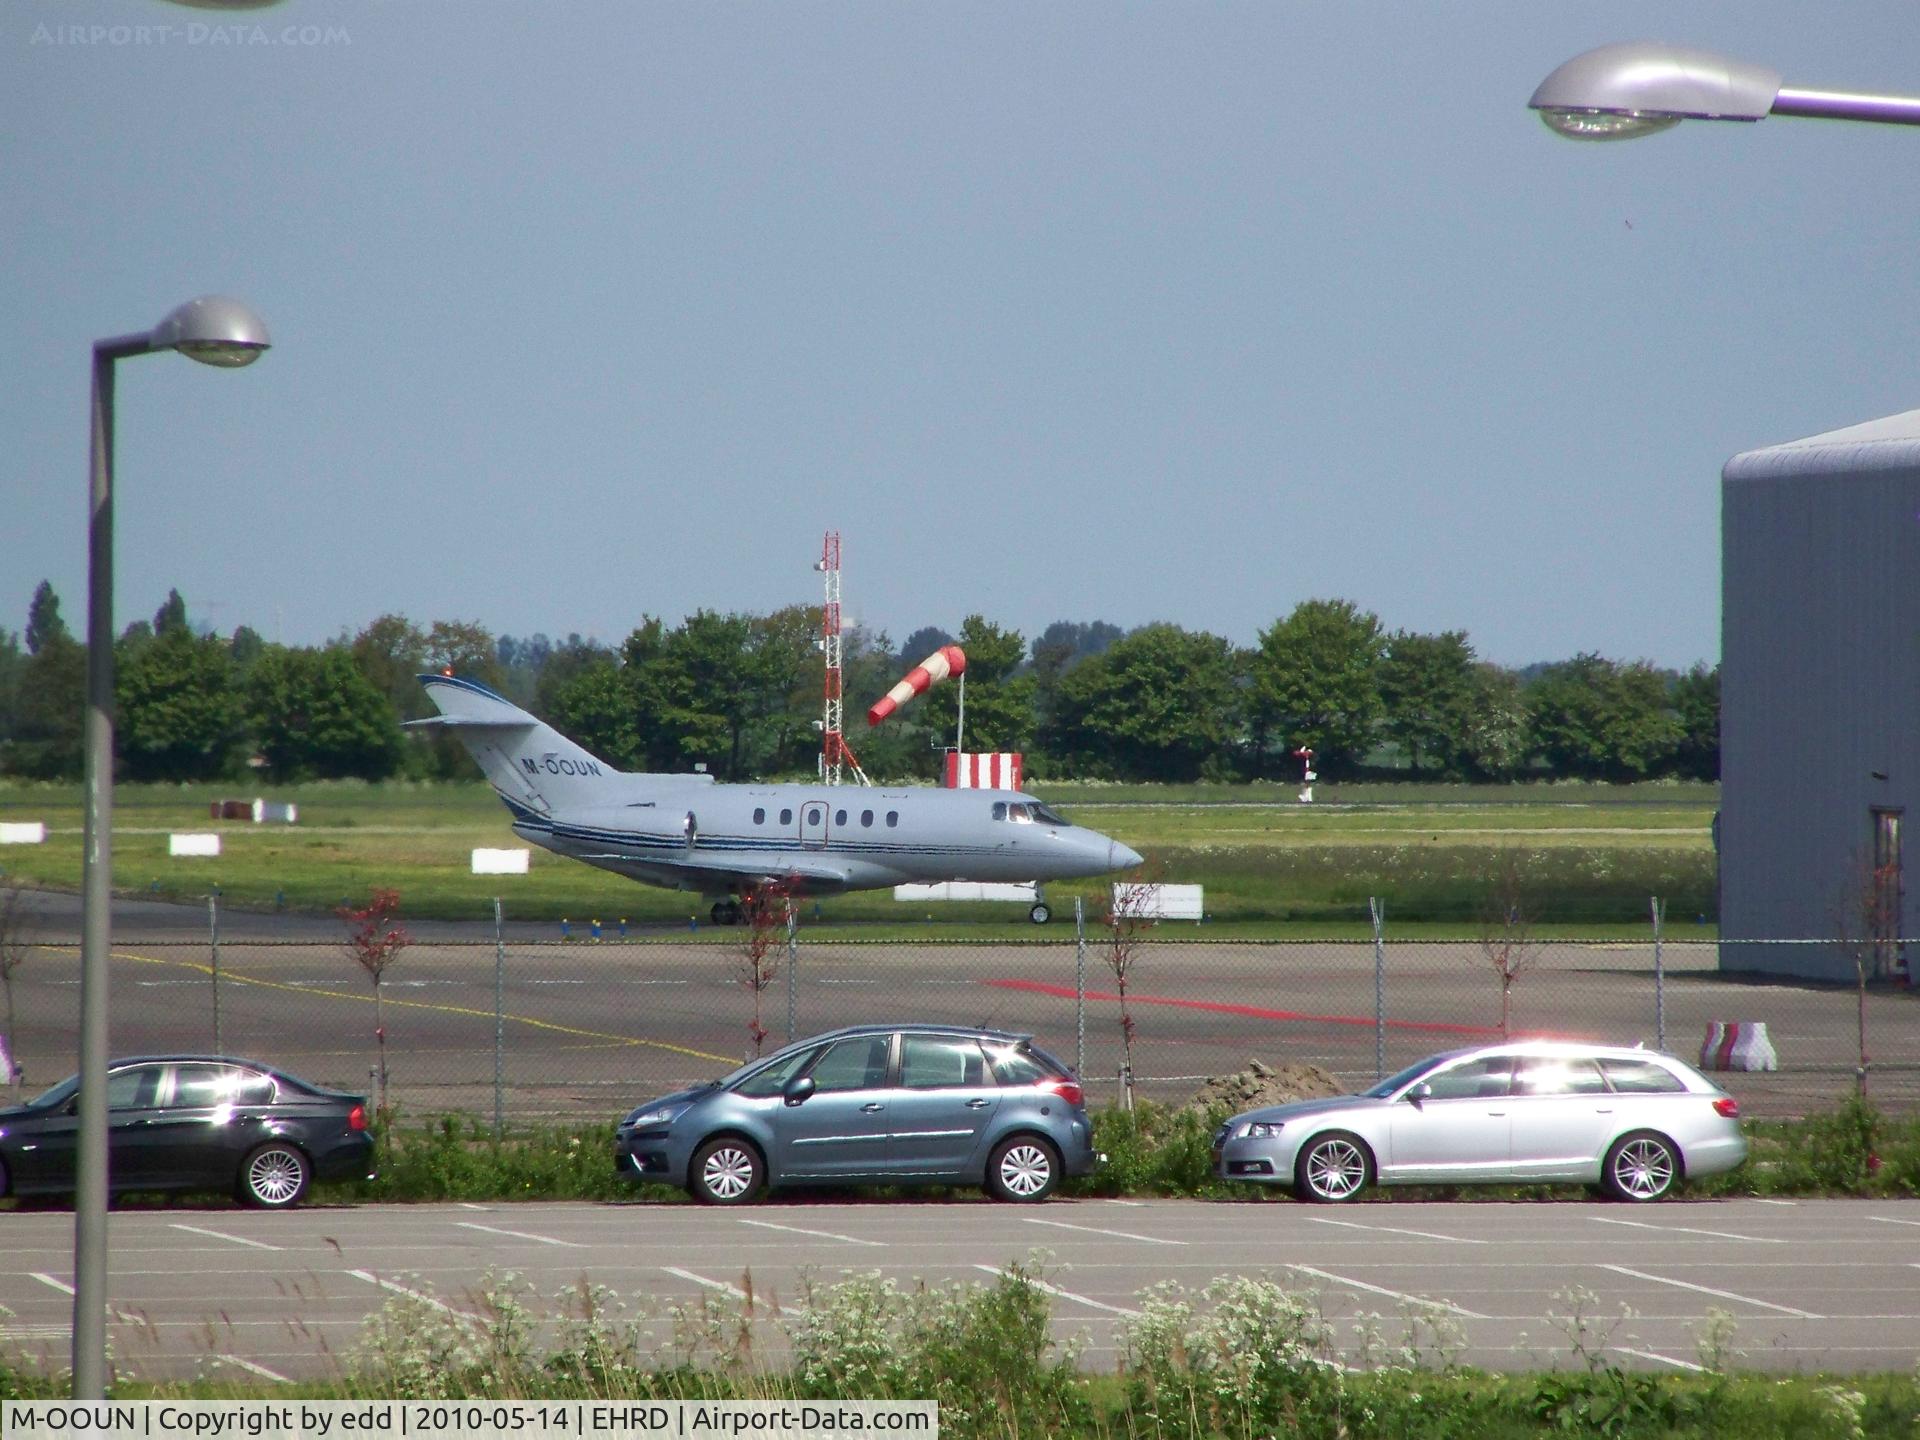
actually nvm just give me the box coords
[0,778,1719,933]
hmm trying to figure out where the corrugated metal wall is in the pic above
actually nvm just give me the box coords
[1721,427,1920,981]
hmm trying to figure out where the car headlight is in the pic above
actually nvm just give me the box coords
[626,1106,684,1129]
[1238,1121,1285,1139]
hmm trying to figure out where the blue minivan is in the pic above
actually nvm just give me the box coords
[614,1024,1099,1204]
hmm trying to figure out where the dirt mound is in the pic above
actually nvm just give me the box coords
[1187,1058,1346,1118]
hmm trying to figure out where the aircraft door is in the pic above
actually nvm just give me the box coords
[799,800,829,849]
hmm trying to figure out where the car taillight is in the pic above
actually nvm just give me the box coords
[1712,1097,1739,1119]
[1041,1078,1084,1107]
[347,1104,368,1131]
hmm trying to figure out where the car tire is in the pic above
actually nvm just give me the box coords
[689,1136,765,1205]
[0,1155,9,1198]
[238,1143,311,1209]
[1602,1131,1679,1202]
[986,1135,1061,1203]
[1294,1131,1372,1203]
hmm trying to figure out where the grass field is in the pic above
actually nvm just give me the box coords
[0,777,1719,936]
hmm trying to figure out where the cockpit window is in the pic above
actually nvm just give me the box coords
[991,802,1006,821]
[1029,803,1068,827]
[1007,803,1033,824]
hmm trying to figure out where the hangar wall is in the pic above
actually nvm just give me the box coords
[1721,411,1920,982]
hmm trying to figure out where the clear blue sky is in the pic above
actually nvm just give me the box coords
[6,2,1919,671]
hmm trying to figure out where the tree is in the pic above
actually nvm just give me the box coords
[247,646,404,780]
[153,588,189,637]
[896,625,954,668]
[1247,599,1386,778]
[0,874,32,1097]
[25,581,69,656]
[1670,663,1719,781]
[117,627,243,781]
[1459,664,1531,781]
[548,658,646,770]
[339,888,410,1117]
[1478,851,1541,1039]
[734,882,792,1058]
[1042,623,1240,781]
[1103,874,1160,1110]
[1527,654,1680,781]
[351,615,429,721]
[8,630,84,778]
[1378,630,1478,777]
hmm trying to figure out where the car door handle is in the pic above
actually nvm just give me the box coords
[860,1102,885,1113]
[965,1099,991,1109]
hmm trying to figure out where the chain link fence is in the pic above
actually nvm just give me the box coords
[5,901,1915,1125]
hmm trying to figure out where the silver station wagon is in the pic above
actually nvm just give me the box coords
[614,1024,1098,1204]
[1214,1041,1747,1203]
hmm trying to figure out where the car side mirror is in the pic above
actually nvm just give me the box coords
[1405,1082,1432,1106]
[782,1075,816,1107]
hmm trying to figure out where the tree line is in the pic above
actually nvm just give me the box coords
[0,582,1717,786]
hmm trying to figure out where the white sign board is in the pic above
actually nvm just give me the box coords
[168,833,221,858]
[1115,882,1204,921]
[894,881,1039,903]
[0,822,46,845]
[251,800,298,824]
[472,847,531,875]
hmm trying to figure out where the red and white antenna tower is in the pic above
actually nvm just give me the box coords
[817,531,869,786]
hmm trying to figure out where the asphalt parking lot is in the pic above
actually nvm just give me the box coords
[2,1195,1917,1384]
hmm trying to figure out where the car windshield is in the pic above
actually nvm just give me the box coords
[30,1075,79,1109]
[1360,1057,1447,1099]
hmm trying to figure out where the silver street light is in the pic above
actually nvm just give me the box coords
[76,296,269,1399]
[1531,41,1920,140]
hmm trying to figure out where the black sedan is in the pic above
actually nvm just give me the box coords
[0,1055,375,1208]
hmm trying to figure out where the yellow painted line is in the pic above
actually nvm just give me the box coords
[114,948,734,1064]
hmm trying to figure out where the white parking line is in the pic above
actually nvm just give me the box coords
[1022,1218,1185,1246]
[737,1218,883,1247]
[1748,1198,1798,1207]
[973,1264,1139,1316]
[1598,1265,1823,1318]
[217,1354,292,1383]
[347,1270,468,1316]
[170,1223,283,1251]
[1283,1265,1488,1319]
[454,1221,583,1248]
[1309,1217,1484,1244]
[1589,1217,1782,1243]
[30,1272,139,1324]
[662,1267,788,1315]
[1872,1216,1920,1229]
[1614,1346,1705,1372]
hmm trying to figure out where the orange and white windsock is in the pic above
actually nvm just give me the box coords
[867,644,966,726]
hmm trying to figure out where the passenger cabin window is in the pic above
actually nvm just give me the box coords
[886,811,899,827]
[779,808,793,825]
[860,810,874,827]
[1598,1058,1686,1094]
[1511,1058,1607,1096]
[753,808,766,825]
[1420,1057,1514,1100]
[807,1036,890,1093]
[835,809,848,826]
[900,1036,988,1089]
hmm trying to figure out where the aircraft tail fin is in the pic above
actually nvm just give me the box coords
[414,673,617,816]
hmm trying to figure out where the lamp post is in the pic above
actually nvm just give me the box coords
[76,296,269,1399]
[1530,41,1920,140]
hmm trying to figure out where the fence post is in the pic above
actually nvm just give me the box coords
[209,892,222,1054]
[1651,895,1666,1052]
[1074,896,1086,1082]
[785,905,799,1044]
[1369,896,1386,1081]
[493,897,506,1140]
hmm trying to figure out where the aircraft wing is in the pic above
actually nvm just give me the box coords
[572,848,854,894]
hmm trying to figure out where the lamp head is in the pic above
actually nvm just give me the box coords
[151,295,271,368]
[1530,41,1782,140]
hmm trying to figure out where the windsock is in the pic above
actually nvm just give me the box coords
[868,644,966,726]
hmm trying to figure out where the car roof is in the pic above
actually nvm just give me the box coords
[793,1024,1037,1046]
[1432,1040,1695,1066]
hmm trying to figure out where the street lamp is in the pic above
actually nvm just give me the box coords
[1530,41,1920,140]
[76,296,269,1398]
